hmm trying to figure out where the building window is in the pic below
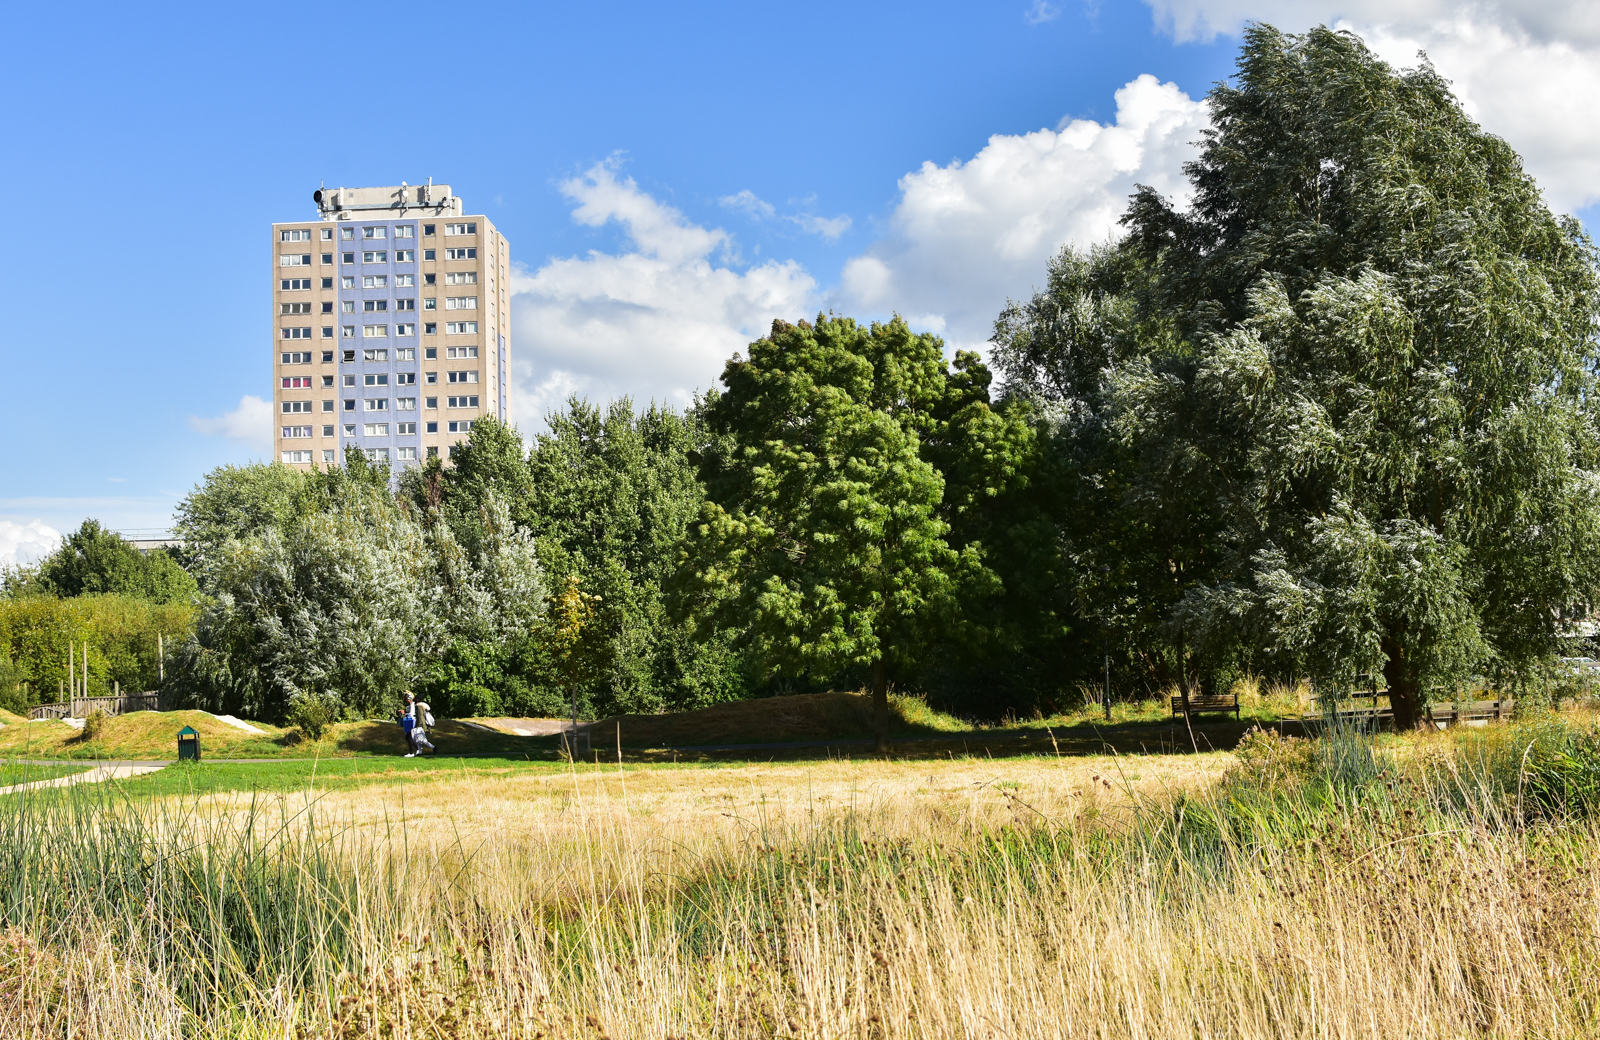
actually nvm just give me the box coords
[344,399,356,411]
[363,300,389,312]
[344,424,356,436]
[362,275,388,289]
[366,448,390,462]
[445,297,477,310]
[445,223,477,236]
[363,226,387,239]
[396,225,415,239]
[322,399,335,411]
[426,446,438,458]
[281,302,313,315]
[445,321,478,334]
[395,299,415,311]
[281,425,314,437]
[321,228,334,241]
[342,252,355,264]
[280,254,312,267]
[395,249,415,262]
[447,396,480,408]
[397,397,417,409]
[397,446,418,460]
[282,450,314,463]
[425,372,437,384]
[282,401,314,414]
[321,301,333,313]
[445,248,476,260]
[341,227,355,240]
[448,420,476,433]
[446,345,478,359]
[362,324,388,338]
[424,346,438,358]
[447,371,479,384]
[423,298,436,311]
[343,375,356,387]
[395,348,416,361]
[395,372,416,385]
[322,449,336,462]
[395,274,415,287]
[281,278,313,291]
[342,350,356,362]
[365,399,389,411]
[321,375,335,387]
[423,274,436,286]
[281,229,312,242]
[362,251,387,263]
[363,348,388,362]
[363,423,390,436]
[423,249,436,261]
[342,300,355,313]
[395,323,415,336]
[423,224,435,236]
[342,326,356,338]
[425,397,438,409]
[321,253,333,265]
[281,376,313,389]
[321,277,334,289]
[445,272,477,285]
[341,276,356,289]
[322,351,335,363]
[281,327,313,339]
[364,374,389,386]
[322,326,335,338]
[398,422,417,434]
[426,422,439,434]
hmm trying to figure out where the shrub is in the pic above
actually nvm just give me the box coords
[1224,726,1319,793]
[286,695,336,742]
[81,709,108,742]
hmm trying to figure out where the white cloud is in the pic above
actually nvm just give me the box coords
[720,189,853,239]
[1025,1,1062,24]
[189,395,273,454]
[1143,0,1600,212]
[0,520,61,568]
[836,74,1209,349]
[510,162,818,425]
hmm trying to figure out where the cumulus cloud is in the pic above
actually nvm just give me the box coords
[0,520,61,568]
[835,74,1209,349]
[1142,0,1600,212]
[510,162,818,425]
[189,395,272,454]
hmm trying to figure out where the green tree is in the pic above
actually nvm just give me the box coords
[34,521,197,605]
[999,26,1600,724]
[681,315,998,748]
[172,462,324,569]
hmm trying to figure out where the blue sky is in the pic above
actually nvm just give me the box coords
[4,0,1599,562]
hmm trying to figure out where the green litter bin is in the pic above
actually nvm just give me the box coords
[177,725,201,762]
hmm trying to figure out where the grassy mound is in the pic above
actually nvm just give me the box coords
[0,711,292,760]
[584,691,969,749]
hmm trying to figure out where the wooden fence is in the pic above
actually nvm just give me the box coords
[28,693,167,721]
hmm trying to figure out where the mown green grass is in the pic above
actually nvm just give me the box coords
[0,761,93,786]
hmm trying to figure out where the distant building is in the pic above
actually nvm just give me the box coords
[271,182,510,469]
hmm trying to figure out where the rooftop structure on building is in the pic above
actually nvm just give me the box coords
[271,182,510,471]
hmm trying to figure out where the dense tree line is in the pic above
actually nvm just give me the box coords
[8,25,1598,734]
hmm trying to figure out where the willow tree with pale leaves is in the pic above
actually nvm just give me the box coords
[993,25,1600,725]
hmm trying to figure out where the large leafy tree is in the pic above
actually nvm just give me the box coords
[996,26,1600,724]
[680,316,1008,747]
[34,520,197,605]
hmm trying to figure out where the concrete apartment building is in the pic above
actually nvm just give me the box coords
[272,182,510,469]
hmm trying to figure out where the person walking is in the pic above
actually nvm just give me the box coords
[400,691,418,757]
[412,697,437,756]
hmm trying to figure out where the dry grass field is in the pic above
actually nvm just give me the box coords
[2,717,1599,1038]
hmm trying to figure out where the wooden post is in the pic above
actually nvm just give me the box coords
[158,633,164,684]
[68,643,74,699]
[1104,655,1111,722]
[82,642,88,702]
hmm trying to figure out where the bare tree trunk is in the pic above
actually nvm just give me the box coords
[872,657,890,754]
[1381,634,1424,730]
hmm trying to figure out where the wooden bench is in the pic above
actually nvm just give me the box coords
[1171,693,1240,721]
[1427,699,1514,728]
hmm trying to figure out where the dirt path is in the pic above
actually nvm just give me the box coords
[0,761,170,796]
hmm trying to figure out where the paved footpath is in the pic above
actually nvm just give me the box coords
[0,761,171,796]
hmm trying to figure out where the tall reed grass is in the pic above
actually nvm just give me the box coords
[3,722,1599,1038]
